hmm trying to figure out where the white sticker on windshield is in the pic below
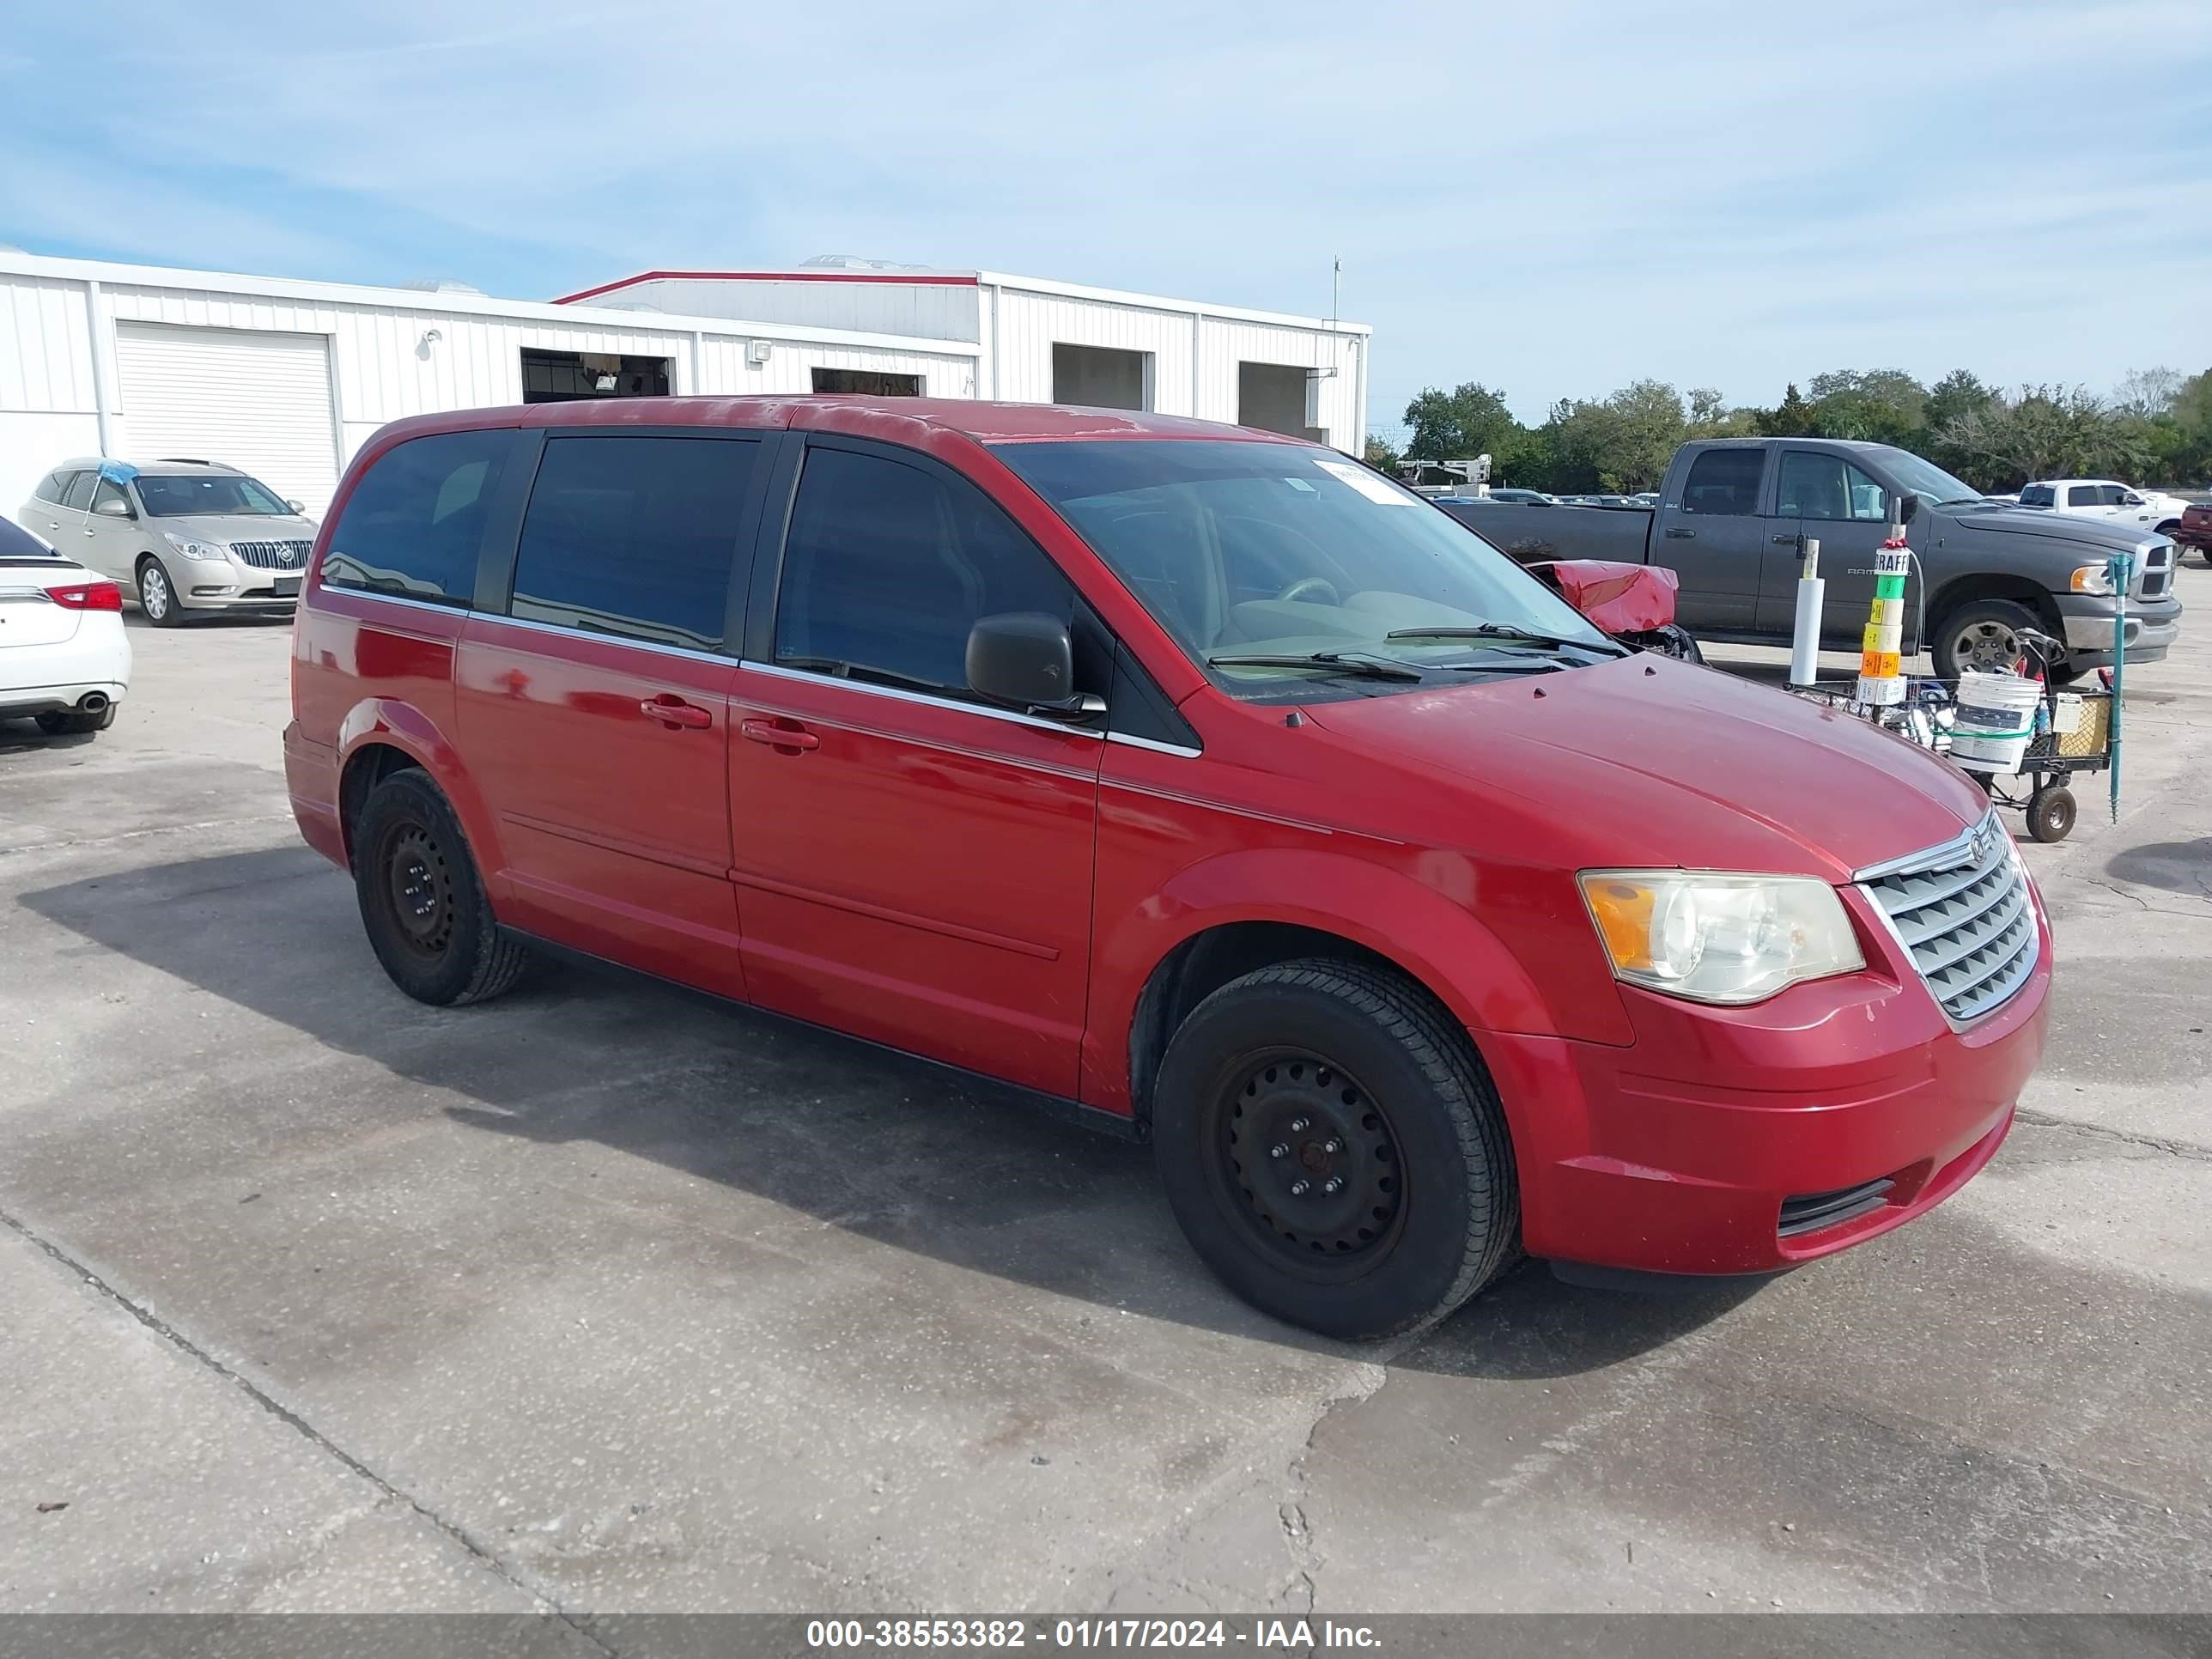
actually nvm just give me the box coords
[1313,459,1416,505]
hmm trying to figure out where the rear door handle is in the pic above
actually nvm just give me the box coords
[1664,526,1695,539]
[740,717,819,752]
[639,696,713,730]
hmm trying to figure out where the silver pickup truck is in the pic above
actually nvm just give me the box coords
[1437,438,2182,682]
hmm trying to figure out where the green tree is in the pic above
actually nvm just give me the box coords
[1362,434,1402,473]
[1401,382,1520,463]
[1759,383,1816,436]
[1803,368,1927,446]
[1936,385,2148,491]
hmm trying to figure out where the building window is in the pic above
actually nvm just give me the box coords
[1237,362,1318,439]
[1052,343,1151,411]
[810,368,925,397]
[520,348,672,404]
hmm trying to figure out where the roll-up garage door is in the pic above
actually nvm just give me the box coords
[114,324,340,515]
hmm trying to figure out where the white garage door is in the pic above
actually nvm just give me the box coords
[114,324,340,515]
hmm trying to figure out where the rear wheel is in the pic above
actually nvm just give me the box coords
[352,769,531,1006]
[137,557,183,626]
[1152,959,1518,1340]
[33,703,117,736]
[1932,599,2040,682]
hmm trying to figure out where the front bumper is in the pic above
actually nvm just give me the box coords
[1480,902,2051,1278]
[2057,593,2180,665]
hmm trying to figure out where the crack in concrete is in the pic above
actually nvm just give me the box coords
[2014,1110,2212,1164]
[0,1203,617,1656]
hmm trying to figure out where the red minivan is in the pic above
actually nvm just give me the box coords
[286,398,2051,1339]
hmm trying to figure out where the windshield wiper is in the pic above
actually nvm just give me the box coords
[1383,623,1630,657]
[1206,651,1425,682]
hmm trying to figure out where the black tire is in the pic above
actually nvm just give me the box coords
[1931,598,2041,682]
[352,769,530,1006]
[1646,623,1705,665]
[1152,958,1518,1340]
[137,557,184,626]
[2027,785,2076,843]
[34,703,117,736]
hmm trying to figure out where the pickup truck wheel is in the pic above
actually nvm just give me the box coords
[1152,959,1518,1340]
[353,769,531,1006]
[1932,599,2040,682]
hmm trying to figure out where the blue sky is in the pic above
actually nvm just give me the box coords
[3,0,2207,436]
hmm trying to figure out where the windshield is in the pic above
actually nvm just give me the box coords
[136,473,291,517]
[1867,447,1982,506]
[993,440,1614,697]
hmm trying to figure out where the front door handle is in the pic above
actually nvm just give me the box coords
[1664,526,1695,539]
[1773,534,1803,547]
[639,696,713,730]
[740,717,819,752]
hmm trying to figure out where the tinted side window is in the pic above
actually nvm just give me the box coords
[775,446,1076,695]
[324,431,513,605]
[61,472,97,512]
[1678,450,1764,515]
[509,436,754,651]
[33,470,70,504]
[2066,484,2100,507]
[2018,484,2055,507]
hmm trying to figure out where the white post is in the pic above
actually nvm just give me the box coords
[1788,538,1824,688]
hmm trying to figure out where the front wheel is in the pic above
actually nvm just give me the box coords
[1152,959,1518,1340]
[352,769,532,1006]
[137,558,183,626]
[1930,599,2040,682]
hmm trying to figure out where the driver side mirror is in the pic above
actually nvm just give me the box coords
[1895,495,1918,527]
[286,499,304,514]
[94,496,133,520]
[965,612,1103,720]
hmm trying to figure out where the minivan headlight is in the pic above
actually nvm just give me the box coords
[163,532,231,564]
[1577,871,1864,1005]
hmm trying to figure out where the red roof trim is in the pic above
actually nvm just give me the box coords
[552,269,981,304]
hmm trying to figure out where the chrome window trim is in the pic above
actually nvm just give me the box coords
[315,585,471,617]
[480,608,732,666]
[739,656,1105,740]
[1105,731,1201,758]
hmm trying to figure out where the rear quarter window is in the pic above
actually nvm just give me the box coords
[321,431,514,605]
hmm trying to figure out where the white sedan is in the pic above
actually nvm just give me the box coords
[0,512,131,737]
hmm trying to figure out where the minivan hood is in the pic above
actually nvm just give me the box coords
[1931,501,2161,550]
[1298,655,1987,882]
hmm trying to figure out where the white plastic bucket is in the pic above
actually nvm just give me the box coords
[1949,672,2042,774]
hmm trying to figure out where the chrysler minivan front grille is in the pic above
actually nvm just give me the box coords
[1858,813,2038,1025]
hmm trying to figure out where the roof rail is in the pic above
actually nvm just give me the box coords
[155,457,216,465]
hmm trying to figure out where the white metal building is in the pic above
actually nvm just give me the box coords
[554,258,1370,455]
[0,248,1368,522]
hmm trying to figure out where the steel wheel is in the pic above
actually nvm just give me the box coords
[376,821,457,962]
[1217,1049,1407,1280]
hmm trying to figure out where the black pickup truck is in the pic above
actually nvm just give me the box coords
[1437,438,2182,681]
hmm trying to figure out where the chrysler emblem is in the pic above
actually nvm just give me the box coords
[1966,825,1994,867]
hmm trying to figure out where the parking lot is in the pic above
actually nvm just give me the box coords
[3,575,2209,1618]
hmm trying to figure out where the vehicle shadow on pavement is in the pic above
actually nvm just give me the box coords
[23,845,1760,1374]
[2105,839,2212,899]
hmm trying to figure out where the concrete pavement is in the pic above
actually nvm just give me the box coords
[3,574,2208,1620]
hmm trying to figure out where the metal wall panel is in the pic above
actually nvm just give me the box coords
[991,289,1194,410]
[1197,316,1364,451]
[0,275,96,413]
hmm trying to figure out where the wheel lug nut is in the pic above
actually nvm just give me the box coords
[1322,1177,1343,1194]
[1289,1116,1310,1133]
[1324,1139,1343,1154]
[1270,1143,1289,1158]
[1289,1180,1310,1196]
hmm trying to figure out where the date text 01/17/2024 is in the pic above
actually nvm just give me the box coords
[804,1620,1383,1650]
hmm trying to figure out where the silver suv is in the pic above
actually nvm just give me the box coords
[18,459,319,624]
